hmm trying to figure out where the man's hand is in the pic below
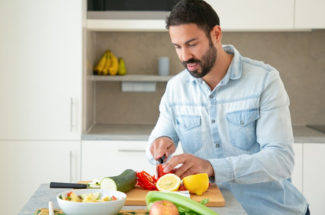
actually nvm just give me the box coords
[163,154,214,179]
[150,137,176,161]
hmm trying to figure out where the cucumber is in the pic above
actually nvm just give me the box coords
[100,169,136,193]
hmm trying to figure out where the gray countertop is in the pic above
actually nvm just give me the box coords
[292,125,325,143]
[83,124,325,143]
[19,184,247,215]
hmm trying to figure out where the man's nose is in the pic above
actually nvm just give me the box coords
[180,48,192,62]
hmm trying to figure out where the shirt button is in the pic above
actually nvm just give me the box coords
[240,120,244,125]
[211,119,215,123]
[215,143,220,148]
[209,95,214,99]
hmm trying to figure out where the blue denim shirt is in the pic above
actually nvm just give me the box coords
[146,45,308,215]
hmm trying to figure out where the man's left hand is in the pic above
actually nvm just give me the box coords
[162,153,214,179]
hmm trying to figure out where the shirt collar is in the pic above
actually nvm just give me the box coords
[222,44,242,81]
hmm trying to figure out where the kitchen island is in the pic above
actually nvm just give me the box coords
[19,184,247,214]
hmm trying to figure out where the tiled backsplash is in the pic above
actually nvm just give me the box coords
[93,30,325,125]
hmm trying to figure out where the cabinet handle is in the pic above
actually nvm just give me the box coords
[70,97,77,132]
[69,150,72,182]
[118,149,145,152]
[70,98,73,132]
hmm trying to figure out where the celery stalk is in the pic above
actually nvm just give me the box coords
[146,191,219,215]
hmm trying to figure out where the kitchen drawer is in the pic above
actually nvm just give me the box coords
[81,140,155,179]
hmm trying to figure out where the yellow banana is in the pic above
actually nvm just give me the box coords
[108,51,119,76]
[93,51,108,75]
[102,50,112,75]
[117,58,126,75]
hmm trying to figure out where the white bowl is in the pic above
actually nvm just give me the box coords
[57,189,126,215]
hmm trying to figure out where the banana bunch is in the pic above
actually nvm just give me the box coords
[94,50,126,76]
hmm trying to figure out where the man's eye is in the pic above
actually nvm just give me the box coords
[188,43,197,47]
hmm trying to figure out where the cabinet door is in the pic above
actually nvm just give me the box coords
[205,0,294,30]
[292,143,303,193]
[81,141,156,179]
[0,0,82,140]
[0,140,80,215]
[303,143,325,215]
[295,0,325,28]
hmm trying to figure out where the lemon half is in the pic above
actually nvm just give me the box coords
[183,173,209,195]
[156,173,181,192]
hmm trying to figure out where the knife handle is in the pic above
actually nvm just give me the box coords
[50,182,87,189]
[159,155,166,164]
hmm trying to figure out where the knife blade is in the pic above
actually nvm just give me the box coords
[50,182,87,189]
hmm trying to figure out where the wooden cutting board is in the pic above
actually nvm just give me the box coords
[125,184,225,207]
[79,181,225,207]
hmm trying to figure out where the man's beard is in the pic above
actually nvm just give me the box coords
[182,42,217,78]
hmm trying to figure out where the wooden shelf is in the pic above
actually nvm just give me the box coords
[87,19,167,32]
[91,74,173,82]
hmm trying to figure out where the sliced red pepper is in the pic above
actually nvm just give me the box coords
[156,164,175,179]
[178,184,187,191]
[137,178,156,190]
[111,195,117,201]
[136,171,157,190]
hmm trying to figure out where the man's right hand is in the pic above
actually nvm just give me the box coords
[150,136,176,162]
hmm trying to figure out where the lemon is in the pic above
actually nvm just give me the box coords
[183,173,209,195]
[156,173,181,192]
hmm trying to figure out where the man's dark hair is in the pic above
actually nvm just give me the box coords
[166,0,220,36]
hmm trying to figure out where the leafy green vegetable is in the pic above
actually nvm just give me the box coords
[200,198,209,205]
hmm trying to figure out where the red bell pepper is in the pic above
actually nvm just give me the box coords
[156,164,175,178]
[136,171,157,190]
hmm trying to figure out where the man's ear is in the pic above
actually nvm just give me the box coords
[210,25,222,44]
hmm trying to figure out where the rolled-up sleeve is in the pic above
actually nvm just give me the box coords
[146,82,179,164]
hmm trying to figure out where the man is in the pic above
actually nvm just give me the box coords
[146,0,309,214]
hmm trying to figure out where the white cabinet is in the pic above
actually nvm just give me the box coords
[292,143,303,193]
[0,0,82,140]
[0,141,80,215]
[196,0,295,30]
[81,141,156,179]
[295,0,325,29]
[86,1,325,32]
[86,0,295,31]
[303,143,325,215]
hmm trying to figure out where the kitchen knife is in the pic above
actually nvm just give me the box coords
[50,182,87,189]
[159,155,165,164]
[156,155,166,178]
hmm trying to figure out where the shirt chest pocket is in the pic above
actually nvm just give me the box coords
[176,115,202,153]
[226,109,259,151]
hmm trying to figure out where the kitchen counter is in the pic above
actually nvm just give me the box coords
[19,184,247,215]
[83,124,325,143]
[293,125,325,143]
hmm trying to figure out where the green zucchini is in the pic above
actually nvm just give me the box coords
[146,191,219,215]
[100,169,136,193]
